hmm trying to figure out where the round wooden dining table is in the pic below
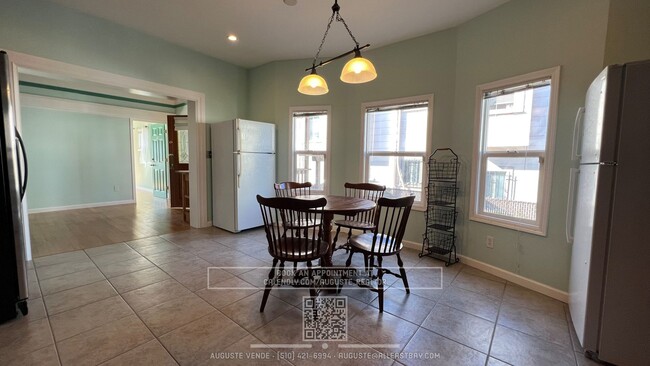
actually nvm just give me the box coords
[294,194,376,267]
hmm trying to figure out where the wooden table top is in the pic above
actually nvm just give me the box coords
[293,194,375,215]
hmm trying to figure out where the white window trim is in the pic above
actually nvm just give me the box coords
[469,66,560,236]
[288,105,332,194]
[360,94,434,211]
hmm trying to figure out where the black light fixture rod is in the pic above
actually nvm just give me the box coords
[305,44,370,72]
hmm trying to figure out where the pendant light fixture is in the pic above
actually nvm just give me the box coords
[297,0,377,95]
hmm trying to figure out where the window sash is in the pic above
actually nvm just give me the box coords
[290,108,330,193]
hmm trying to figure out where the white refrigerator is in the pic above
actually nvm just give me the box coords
[211,119,275,232]
[566,60,650,365]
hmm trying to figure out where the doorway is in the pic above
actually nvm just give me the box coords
[131,120,169,207]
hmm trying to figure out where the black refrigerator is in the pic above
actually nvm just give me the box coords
[0,50,29,322]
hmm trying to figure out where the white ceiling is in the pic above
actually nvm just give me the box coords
[44,0,509,68]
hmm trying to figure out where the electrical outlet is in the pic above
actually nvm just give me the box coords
[486,236,494,249]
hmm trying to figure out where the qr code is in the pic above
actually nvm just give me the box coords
[302,296,347,341]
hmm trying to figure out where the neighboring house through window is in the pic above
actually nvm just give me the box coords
[290,106,330,193]
[361,95,433,210]
[470,67,560,235]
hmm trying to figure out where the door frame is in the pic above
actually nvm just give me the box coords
[6,50,209,230]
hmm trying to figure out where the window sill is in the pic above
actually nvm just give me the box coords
[469,213,547,237]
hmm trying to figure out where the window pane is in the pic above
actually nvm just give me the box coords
[293,116,306,151]
[483,84,550,152]
[177,130,189,164]
[306,115,327,151]
[295,153,326,192]
[483,156,539,221]
[366,107,427,152]
[368,155,423,202]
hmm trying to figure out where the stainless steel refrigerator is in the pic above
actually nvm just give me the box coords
[211,119,275,232]
[0,51,29,322]
[566,60,650,365]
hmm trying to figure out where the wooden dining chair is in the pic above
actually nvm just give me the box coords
[332,183,385,271]
[344,195,415,313]
[274,181,312,197]
[257,195,329,312]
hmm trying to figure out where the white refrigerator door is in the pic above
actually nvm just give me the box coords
[579,66,623,164]
[211,121,236,232]
[235,152,275,231]
[236,119,275,153]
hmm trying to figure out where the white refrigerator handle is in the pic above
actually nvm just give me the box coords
[566,168,579,243]
[572,107,585,162]
[235,153,241,188]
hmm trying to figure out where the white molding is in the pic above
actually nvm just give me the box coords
[469,66,561,236]
[5,49,209,229]
[28,200,136,214]
[402,239,567,302]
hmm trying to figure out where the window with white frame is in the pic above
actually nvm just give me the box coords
[362,95,433,210]
[290,107,330,193]
[470,67,560,235]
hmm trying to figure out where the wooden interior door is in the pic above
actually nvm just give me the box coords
[168,115,189,207]
[150,123,168,199]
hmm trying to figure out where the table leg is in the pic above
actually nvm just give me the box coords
[322,212,334,267]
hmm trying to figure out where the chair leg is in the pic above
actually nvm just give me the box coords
[345,249,354,268]
[376,256,384,313]
[260,258,278,312]
[306,261,317,299]
[345,229,353,253]
[332,225,342,248]
[363,253,369,274]
[277,261,285,285]
[397,253,410,294]
[369,255,375,277]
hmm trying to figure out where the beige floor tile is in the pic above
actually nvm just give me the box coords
[451,272,506,299]
[159,311,249,366]
[3,345,60,366]
[99,340,178,366]
[27,269,41,299]
[126,236,169,249]
[196,277,260,309]
[138,293,215,336]
[497,301,570,347]
[131,241,180,256]
[85,243,133,257]
[144,249,197,266]
[39,267,106,296]
[490,325,575,366]
[369,289,436,325]
[253,307,305,345]
[91,250,143,266]
[269,287,312,307]
[460,266,507,283]
[35,259,97,280]
[575,352,600,366]
[22,298,47,323]
[207,252,270,275]
[0,318,53,363]
[56,314,154,366]
[34,250,89,268]
[221,291,293,332]
[172,267,234,292]
[96,256,154,278]
[218,334,286,365]
[348,307,419,349]
[108,266,171,293]
[487,357,512,366]
[440,286,501,321]
[121,279,191,312]
[43,280,117,315]
[421,303,494,353]
[502,283,565,317]
[401,328,487,366]
[49,296,133,341]
[156,257,212,277]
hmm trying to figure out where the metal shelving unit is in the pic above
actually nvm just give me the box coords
[420,148,460,266]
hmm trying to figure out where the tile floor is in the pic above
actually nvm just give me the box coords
[1,227,599,366]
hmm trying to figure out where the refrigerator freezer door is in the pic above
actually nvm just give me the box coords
[235,153,275,231]
[579,66,623,164]
[597,60,650,366]
[236,119,275,153]
[568,163,615,350]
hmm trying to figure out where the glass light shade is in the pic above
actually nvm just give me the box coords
[298,72,329,95]
[340,56,377,84]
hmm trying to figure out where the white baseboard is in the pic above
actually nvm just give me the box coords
[28,200,136,214]
[402,239,568,303]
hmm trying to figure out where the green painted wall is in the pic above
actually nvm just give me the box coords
[0,0,247,126]
[248,0,614,291]
[21,107,133,209]
[604,0,650,65]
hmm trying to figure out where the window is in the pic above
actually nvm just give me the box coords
[290,107,330,193]
[362,95,433,210]
[470,67,560,235]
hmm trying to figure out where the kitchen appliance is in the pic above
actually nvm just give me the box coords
[211,119,275,232]
[566,60,650,365]
[0,51,29,322]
